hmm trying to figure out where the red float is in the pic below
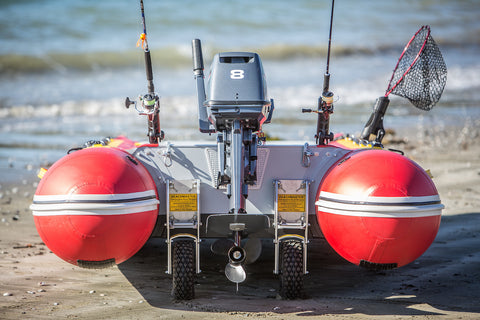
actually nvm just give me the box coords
[315,149,443,269]
[30,147,159,268]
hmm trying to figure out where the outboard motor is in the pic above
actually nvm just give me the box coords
[192,39,273,215]
[192,40,273,284]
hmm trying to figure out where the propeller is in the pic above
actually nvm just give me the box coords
[211,238,262,264]
[210,238,234,256]
[244,237,262,264]
[225,263,246,284]
[225,246,246,284]
[211,238,262,284]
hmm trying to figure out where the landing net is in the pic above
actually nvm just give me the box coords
[386,25,447,111]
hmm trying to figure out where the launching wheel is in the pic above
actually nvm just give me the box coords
[172,240,195,300]
[279,240,304,299]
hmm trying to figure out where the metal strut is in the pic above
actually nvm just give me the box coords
[231,120,245,214]
[273,179,310,275]
[166,179,201,275]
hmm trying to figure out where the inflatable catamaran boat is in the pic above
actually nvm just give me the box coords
[30,1,447,300]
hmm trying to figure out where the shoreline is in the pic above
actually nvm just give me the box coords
[1,123,479,319]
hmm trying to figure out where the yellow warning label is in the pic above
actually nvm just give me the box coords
[278,194,305,212]
[169,193,197,211]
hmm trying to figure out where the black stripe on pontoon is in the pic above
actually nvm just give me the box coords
[33,195,157,205]
[318,196,441,207]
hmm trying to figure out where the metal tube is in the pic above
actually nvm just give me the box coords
[196,180,201,274]
[273,180,279,274]
[192,39,214,133]
[231,120,244,214]
[217,134,225,179]
[304,181,309,275]
[166,180,172,274]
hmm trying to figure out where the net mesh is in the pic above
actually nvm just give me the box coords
[387,26,447,111]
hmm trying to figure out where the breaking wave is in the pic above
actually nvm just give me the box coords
[1,39,471,75]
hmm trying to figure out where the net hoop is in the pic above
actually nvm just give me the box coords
[385,25,430,97]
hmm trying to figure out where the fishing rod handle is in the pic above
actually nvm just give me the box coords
[323,73,330,94]
[144,51,155,93]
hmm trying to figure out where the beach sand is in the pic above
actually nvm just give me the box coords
[1,123,479,320]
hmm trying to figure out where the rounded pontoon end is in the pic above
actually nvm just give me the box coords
[31,147,159,267]
[316,149,442,268]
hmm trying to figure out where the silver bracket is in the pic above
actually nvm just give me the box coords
[302,142,313,167]
[166,179,201,274]
[161,142,173,167]
[217,133,226,187]
[273,179,310,275]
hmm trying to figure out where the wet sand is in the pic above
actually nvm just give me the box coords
[1,123,479,320]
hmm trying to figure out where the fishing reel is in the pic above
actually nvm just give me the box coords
[125,93,158,115]
[125,93,164,143]
[302,87,335,145]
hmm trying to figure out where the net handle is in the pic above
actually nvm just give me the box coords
[385,25,430,97]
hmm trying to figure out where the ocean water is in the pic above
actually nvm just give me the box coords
[1,0,479,169]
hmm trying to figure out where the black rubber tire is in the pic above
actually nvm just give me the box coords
[279,239,304,299]
[172,240,196,300]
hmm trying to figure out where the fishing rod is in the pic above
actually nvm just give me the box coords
[302,0,335,145]
[139,0,155,94]
[323,0,334,95]
[125,0,163,144]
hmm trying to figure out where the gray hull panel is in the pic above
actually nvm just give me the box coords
[133,142,351,237]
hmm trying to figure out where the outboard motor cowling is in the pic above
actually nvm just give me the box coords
[206,52,272,131]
